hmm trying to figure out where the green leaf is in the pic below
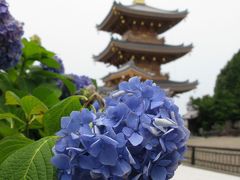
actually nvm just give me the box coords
[39,70,76,95]
[0,122,19,138]
[43,96,82,136]
[0,136,57,180]
[7,68,18,82]
[32,85,61,107]
[0,72,14,92]
[22,38,42,60]
[40,48,55,59]
[5,91,21,106]
[20,96,48,120]
[15,76,37,94]
[39,58,60,69]
[0,135,33,164]
[22,38,56,66]
[0,113,26,128]
[28,118,43,129]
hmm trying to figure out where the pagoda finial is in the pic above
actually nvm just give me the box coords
[133,0,145,4]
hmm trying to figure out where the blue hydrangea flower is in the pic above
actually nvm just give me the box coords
[52,109,133,179]
[69,74,92,91]
[52,77,189,180]
[42,55,65,74]
[0,0,23,70]
[102,77,189,179]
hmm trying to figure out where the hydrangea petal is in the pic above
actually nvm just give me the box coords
[150,166,167,180]
[99,143,118,166]
[116,133,127,148]
[89,139,101,157]
[151,101,164,109]
[80,109,94,124]
[125,95,142,113]
[79,156,100,170]
[140,114,152,126]
[142,85,154,98]
[61,117,71,129]
[129,76,141,90]
[129,132,143,146]
[158,160,172,167]
[112,159,131,177]
[51,154,70,170]
[126,112,139,130]
[119,81,130,91]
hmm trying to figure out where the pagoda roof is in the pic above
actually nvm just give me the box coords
[102,60,198,95]
[94,39,193,67]
[97,2,188,35]
[156,80,198,96]
[102,60,164,82]
[99,79,198,96]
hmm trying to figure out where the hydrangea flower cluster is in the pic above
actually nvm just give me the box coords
[69,74,93,91]
[52,77,189,180]
[42,56,65,74]
[0,0,23,70]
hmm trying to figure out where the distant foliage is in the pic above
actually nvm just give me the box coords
[190,95,219,131]
[214,50,240,122]
[191,50,240,133]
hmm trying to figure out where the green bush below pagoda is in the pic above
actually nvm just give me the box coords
[190,50,240,135]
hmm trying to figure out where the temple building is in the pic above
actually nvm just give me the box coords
[95,0,198,96]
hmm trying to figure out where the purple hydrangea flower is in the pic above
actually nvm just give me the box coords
[42,55,65,74]
[52,77,189,179]
[69,74,92,91]
[0,0,23,70]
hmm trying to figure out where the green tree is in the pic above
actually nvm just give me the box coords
[214,50,240,123]
[191,50,240,132]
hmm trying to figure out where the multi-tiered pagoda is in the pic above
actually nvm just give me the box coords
[95,0,198,96]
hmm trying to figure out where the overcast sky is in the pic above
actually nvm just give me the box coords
[8,0,240,113]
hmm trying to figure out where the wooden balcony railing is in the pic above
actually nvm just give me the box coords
[184,145,240,176]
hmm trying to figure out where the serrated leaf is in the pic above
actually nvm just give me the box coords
[0,72,14,92]
[0,122,19,138]
[0,136,57,180]
[22,38,56,68]
[20,96,48,120]
[32,85,61,107]
[15,77,36,95]
[0,113,26,129]
[22,38,42,60]
[39,58,60,69]
[0,135,33,164]
[43,96,82,136]
[7,68,18,82]
[38,70,76,95]
[5,91,21,106]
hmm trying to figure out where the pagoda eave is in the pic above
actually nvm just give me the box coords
[97,2,188,35]
[94,39,193,67]
[99,79,198,96]
[157,80,198,95]
[102,62,167,82]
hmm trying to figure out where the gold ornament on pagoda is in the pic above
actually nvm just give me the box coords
[133,0,145,4]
